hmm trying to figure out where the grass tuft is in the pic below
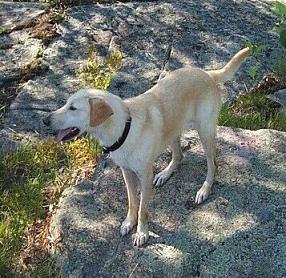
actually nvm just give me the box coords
[0,137,99,274]
[218,90,286,131]
[0,47,121,275]
[78,46,122,90]
[273,54,286,76]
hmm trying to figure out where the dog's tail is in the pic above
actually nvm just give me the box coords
[207,47,251,84]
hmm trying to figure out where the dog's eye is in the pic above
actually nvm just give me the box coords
[70,106,77,111]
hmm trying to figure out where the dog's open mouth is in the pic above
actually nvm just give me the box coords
[56,127,80,142]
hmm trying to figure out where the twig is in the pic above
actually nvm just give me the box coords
[156,42,173,83]
[243,82,249,93]
[128,263,139,278]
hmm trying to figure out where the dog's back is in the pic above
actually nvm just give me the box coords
[126,47,251,153]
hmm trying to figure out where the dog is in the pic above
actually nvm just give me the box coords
[43,47,251,247]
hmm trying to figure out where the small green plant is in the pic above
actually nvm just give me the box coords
[248,63,260,81]
[222,28,285,133]
[273,54,286,76]
[51,11,65,22]
[244,42,266,81]
[0,26,5,35]
[245,42,266,56]
[274,1,286,48]
[272,2,286,76]
[78,46,122,90]
[36,47,44,59]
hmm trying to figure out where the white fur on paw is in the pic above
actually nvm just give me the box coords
[132,231,149,247]
[195,186,210,204]
[153,170,171,186]
[120,220,136,236]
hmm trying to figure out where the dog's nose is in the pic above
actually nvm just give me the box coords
[43,114,52,126]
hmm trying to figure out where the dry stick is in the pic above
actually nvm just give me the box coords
[108,36,120,53]
[243,82,249,93]
[156,42,173,83]
[128,263,139,278]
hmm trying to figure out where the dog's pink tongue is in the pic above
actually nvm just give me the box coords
[56,128,72,143]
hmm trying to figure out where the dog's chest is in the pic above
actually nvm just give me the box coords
[110,152,126,167]
[110,151,131,168]
[110,150,141,173]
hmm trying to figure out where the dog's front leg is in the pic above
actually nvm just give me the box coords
[132,165,154,247]
[121,168,140,236]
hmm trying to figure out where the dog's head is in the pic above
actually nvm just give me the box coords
[43,89,114,142]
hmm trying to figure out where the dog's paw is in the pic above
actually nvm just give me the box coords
[195,183,211,204]
[132,230,149,247]
[120,219,136,236]
[153,170,171,186]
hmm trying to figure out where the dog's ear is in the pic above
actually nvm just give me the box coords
[89,98,114,127]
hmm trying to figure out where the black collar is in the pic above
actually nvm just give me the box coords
[102,116,132,154]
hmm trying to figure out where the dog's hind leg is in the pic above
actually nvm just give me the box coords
[195,122,217,204]
[120,168,140,236]
[153,136,183,186]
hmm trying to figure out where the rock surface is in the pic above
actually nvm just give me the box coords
[51,127,286,277]
[0,1,47,87]
[1,0,283,136]
[1,1,286,277]
[0,129,18,152]
[268,88,286,109]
